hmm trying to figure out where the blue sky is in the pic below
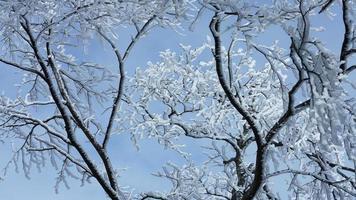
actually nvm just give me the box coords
[0,3,353,200]
[0,12,212,200]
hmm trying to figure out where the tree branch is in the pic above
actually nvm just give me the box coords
[209,13,265,200]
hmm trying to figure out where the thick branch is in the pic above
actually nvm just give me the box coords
[209,13,264,200]
[209,13,261,147]
[340,0,354,71]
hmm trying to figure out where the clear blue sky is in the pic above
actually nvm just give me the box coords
[0,4,350,200]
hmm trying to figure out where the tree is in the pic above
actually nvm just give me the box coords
[0,0,193,199]
[127,0,356,199]
[0,0,355,200]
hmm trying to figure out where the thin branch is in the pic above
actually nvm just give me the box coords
[319,0,335,14]
[0,58,45,79]
[140,194,168,200]
[101,15,156,149]
[33,137,92,176]
[20,16,121,200]
[227,38,236,88]
[345,65,356,75]
[267,169,356,197]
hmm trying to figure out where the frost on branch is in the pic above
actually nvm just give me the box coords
[0,0,197,199]
[128,1,356,199]
[0,0,355,200]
